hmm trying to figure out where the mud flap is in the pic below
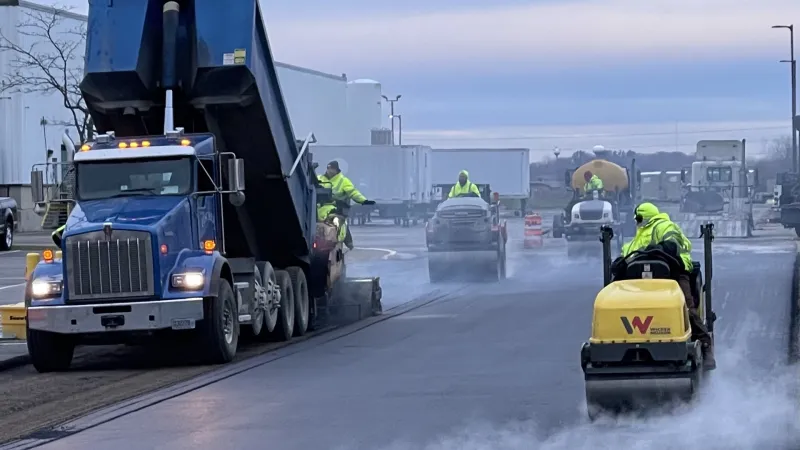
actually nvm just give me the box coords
[676,219,750,238]
[327,277,383,325]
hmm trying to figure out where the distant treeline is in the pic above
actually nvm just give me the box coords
[530,139,793,191]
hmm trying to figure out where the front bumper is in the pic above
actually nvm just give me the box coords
[27,297,204,334]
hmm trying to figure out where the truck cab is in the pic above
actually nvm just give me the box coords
[23,0,381,373]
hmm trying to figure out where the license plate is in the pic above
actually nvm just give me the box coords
[171,318,196,330]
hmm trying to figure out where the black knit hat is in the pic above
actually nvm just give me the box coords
[327,160,340,171]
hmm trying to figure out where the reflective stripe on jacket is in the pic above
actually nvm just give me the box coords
[621,213,692,271]
[584,175,604,192]
[448,181,480,198]
[317,172,366,205]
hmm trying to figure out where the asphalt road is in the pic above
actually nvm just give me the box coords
[27,221,800,450]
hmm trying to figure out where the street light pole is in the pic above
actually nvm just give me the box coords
[381,94,401,145]
[773,24,797,172]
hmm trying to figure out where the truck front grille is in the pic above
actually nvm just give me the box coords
[65,230,155,302]
[579,210,603,220]
[438,209,485,219]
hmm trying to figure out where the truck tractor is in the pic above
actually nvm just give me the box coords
[24,0,382,372]
[676,140,756,238]
[552,159,640,258]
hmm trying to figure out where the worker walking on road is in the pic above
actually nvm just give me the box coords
[317,161,375,250]
[583,170,604,194]
[448,170,481,198]
[621,202,716,369]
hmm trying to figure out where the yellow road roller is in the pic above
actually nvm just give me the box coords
[580,223,716,420]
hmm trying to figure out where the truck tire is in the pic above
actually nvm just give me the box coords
[200,279,239,364]
[428,260,443,283]
[271,270,295,341]
[27,327,74,372]
[252,261,279,342]
[0,217,12,251]
[552,216,563,239]
[287,266,309,336]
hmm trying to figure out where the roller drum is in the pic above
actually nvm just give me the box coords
[585,374,699,418]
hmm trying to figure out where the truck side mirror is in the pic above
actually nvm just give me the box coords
[636,170,641,186]
[492,192,500,203]
[564,169,572,187]
[227,158,245,191]
[680,170,686,183]
[752,169,759,186]
[226,158,245,207]
[31,170,44,203]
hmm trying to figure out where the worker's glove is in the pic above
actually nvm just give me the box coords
[362,200,376,205]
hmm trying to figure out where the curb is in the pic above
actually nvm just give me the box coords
[789,243,800,364]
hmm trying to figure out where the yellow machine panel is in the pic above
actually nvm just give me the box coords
[571,159,629,192]
[590,279,690,343]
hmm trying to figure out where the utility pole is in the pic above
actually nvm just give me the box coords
[381,94,401,145]
[773,24,797,172]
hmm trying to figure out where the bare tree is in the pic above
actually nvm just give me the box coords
[766,136,792,163]
[0,5,91,143]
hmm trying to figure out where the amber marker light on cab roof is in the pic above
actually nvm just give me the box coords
[42,249,54,262]
[180,139,190,146]
[203,240,215,254]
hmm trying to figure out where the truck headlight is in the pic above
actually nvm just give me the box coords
[171,272,204,289]
[31,279,62,298]
[603,213,609,218]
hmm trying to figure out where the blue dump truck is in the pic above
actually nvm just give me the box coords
[24,0,382,372]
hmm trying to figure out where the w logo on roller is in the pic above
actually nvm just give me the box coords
[620,316,653,334]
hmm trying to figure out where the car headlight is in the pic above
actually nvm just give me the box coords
[31,279,62,298]
[171,272,205,289]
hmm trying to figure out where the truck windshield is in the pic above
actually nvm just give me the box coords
[707,167,732,182]
[77,157,192,200]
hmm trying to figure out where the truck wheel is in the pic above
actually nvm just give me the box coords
[552,216,563,239]
[0,218,12,251]
[252,261,278,342]
[201,280,239,364]
[287,266,309,336]
[271,270,295,341]
[27,327,74,372]
[428,260,443,283]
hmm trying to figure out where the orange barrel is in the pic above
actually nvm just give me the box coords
[524,213,543,248]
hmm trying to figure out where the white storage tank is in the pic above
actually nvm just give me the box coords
[346,79,382,145]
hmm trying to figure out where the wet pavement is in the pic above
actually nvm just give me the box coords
[24,220,800,450]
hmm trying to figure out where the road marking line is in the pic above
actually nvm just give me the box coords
[357,247,398,260]
[0,250,20,256]
[0,283,25,291]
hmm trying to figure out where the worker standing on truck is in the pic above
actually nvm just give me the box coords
[317,161,375,250]
[583,170,604,195]
[448,170,481,198]
[620,202,716,369]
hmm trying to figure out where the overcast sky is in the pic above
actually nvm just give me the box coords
[59,0,800,158]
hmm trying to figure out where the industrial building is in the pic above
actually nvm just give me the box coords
[0,1,386,231]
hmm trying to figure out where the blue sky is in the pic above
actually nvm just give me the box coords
[258,0,800,156]
[62,0,800,157]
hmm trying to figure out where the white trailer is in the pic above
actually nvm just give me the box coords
[310,145,433,225]
[431,148,530,198]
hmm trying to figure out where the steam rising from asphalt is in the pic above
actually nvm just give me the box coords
[378,315,800,450]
